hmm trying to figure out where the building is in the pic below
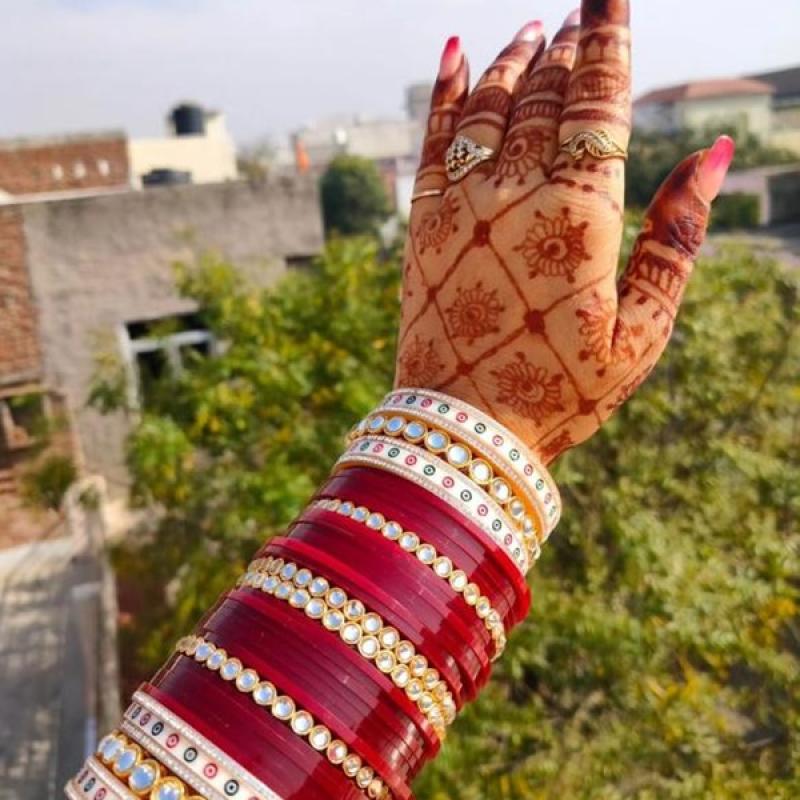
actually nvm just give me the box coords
[750,66,800,154]
[287,83,433,214]
[128,103,238,187]
[0,131,130,203]
[0,103,238,206]
[0,176,324,506]
[634,78,776,141]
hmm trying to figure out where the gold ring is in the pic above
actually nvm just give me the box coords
[410,189,445,203]
[559,129,628,162]
[445,135,496,181]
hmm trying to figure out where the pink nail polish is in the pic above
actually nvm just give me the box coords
[563,8,581,26]
[439,36,462,80]
[514,20,544,42]
[697,135,736,202]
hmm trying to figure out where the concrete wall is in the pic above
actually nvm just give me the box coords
[20,177,324,488]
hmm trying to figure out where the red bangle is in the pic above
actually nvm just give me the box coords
[287,516,493,682]
[228,587,437,755]
[264,536,473,703]
[319,467,531,625]
[218,591,434,770]
[146,666,361,800]
[201,599,416,800]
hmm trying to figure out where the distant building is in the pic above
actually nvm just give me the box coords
[128,103,238,187]
[289,83,433,215]
[0,177,324,503]
[750,66,800,154]
[634,78,775,140]
[0,131,130,203]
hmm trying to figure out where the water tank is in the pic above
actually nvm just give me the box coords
[142,169,192,187]
[170,104,206,136]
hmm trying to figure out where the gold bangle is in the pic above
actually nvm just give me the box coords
[309,497,507,659]
[237,556,456,736]
[177,636,392,799]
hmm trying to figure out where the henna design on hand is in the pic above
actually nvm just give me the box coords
[514,209,591,282]
[494,127,551,186]
[491,353,565,426]
[398,335,446,387]
[416,195,461,255]
[576,294,642,376]
[398,5,733,463]
[445,281,505,345]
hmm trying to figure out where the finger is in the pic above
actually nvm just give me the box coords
[454,21,545,180]
[556,0,631,198]
[498,10,581,187]
[414,36,470,195]
[614,136,735,364]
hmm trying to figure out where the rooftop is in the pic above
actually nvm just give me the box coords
[635,78,774,107]
[0,130,126,151]
[749,65,800,99]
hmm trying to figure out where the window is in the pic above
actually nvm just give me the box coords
[52,164,64,181]
[73,161,87,179]
[97,158,111,176]
[120,313,215,408]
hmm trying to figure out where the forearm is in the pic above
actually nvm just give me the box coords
[67,388,559,800]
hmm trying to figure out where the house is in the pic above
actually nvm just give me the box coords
[750,66,800,154]
[633,78,775,141]
[0,176,324,515]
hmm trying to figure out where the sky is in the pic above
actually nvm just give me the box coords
[0,0,797,146]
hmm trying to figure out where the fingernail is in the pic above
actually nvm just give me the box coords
[513,20,544,41]
[563,8,581,26]
[439,36,462,80]
[697,135,736,202]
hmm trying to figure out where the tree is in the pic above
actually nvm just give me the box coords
[626,128,797,210]
[92,235,800,798]
[320,155,392,236]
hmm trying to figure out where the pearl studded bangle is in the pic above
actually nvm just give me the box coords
[92,731,204,800]
[126,690,287,800]
[348,416,543,560]
[177,635,392,800]
[309,497,507,660]
[336,435,531,572]
[380,389,561,536]
[238,555,456,736]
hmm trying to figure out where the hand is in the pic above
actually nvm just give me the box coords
[395,1,734,463]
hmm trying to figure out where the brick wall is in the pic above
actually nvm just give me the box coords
[0,134,129,196]
[0,207,40,384]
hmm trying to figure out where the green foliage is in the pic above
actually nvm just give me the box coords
[21,454,77,511]
[710,193,762,231]
[95,235,800,798]
[320,155,392,236]
[626,128,797,211]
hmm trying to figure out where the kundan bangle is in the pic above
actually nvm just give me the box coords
[91,731,202,799]
[238,556,456,734]
[309,497,507,659]
[336,435,530,572]
[379,388,561,536]
[124,690,286,800]
[177,636,393,799]
[319,467,531,625]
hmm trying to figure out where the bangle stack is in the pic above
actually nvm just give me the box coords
[66,387,561,800]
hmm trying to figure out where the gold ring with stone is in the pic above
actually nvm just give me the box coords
[559,129,628,162]
[445,135,496,182]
